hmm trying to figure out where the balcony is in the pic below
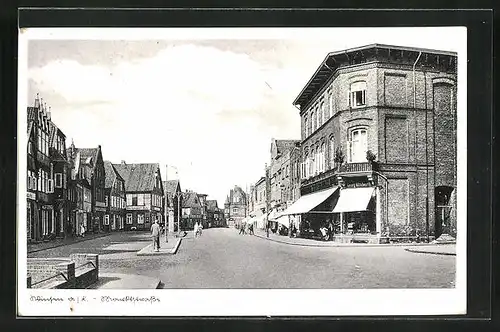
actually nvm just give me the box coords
[338,162,377,174]
[301,167,338,187]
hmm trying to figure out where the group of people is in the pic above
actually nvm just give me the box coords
[238,221,254,235]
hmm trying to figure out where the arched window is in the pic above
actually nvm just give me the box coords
[311,109,316,132]
[349,81,367,108]
[320,142,326,173]
[318,103,323,128]
[304,115,308,138]
[349,128,368,163]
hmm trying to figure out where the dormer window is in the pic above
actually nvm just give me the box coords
[349,81,367,108]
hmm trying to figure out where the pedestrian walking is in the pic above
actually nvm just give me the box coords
[199,222,203,237]
[151,220,161,252]
[194,222,199,238]
[248,222,254,235]
[266,221,270,238]
[80,224,85,238]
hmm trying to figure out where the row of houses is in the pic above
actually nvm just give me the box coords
[245,44,458,243]
[26,94,224,243]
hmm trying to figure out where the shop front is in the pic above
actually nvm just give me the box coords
[332,186,380,243]
[280,187,340,239]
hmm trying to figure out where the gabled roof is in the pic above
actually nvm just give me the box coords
[182,192,202,208]
[163,180,180,196]
[104,161,123,189]
[113,163,160,192]
[78,148,99,166]
[275,139,300,154]
[206,199,218,211]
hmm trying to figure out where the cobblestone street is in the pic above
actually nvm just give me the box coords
[28,228,456,289]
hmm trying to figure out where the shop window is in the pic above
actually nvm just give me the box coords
[349,81,367,108]
[104,214,109,225]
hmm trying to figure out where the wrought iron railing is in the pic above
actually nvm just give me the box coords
[338,162,376,173]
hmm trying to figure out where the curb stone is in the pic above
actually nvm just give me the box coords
[253,233,456,248]
[28,233,113,254]
[136,238,182,256]
[404,248,456,256]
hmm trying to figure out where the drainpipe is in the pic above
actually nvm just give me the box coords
[413,51,422,239]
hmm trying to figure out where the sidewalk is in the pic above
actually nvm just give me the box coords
[88,272,161,289]
[28,232,112,253]
[253,229,456,248]
[136,235,182,256]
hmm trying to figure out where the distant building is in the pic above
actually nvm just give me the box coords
[206,199,224,228]
[181,191,204,230]
[104,161,126,232]
[67,141,93,237]
[224,186,247,227]
[163,179,182,233]
[74,146,106,233]
[269,139,301,212]
[248,177,267,229]
[113,162,165,231]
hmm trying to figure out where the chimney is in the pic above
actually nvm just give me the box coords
[121,160,126,165]
[34,93,40,108]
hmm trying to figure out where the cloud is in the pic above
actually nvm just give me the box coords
[28,43,302,206]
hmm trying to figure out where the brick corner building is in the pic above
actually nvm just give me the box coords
[284,44,457,243]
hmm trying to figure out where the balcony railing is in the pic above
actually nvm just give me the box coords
[338,162,377,173]
[301,166,338,186]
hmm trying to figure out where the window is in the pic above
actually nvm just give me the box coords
[327,88,333,118]
[105,196,109,207]
[330,136,335,168]
[54,173,62,188]
[132,194,138,206]
[320,143,326,173]
[318,103,323,128]
[104,214,109,225]
[127,194,132,206]
[349,128,368,163]
[312,110,316,132]
[47,178,54,193]
[126,214,132,224]
[349,81,367,108]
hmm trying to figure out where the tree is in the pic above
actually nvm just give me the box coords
[334,147,345,165]
[366,149,377,163]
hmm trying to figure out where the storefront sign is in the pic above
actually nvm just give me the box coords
[27,192,36,200]
[95,207,107,212]
[126,206,148,211]
[152,206,160,211]
[41,205,53,210]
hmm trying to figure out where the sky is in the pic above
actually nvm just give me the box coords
[25,27,464,207]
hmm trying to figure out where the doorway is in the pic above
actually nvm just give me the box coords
[435,186,454,238]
